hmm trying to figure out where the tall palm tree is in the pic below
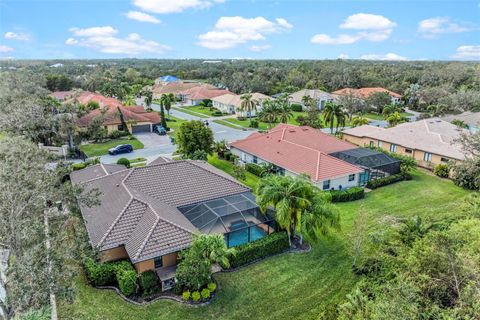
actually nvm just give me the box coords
[386,111,403,127]
[143,89,153,110]
[238,93,258,118]
[278,103,293,124]
[382,104,402,118]
[160,93,175,116]
[158,94,171,129]
[123,95,136,106]
[257,100,278,129]
[322,102,346,134]
[351,113,370,127]
[335,109,347,134]
[427,104,448,117]
[256,175,340,246]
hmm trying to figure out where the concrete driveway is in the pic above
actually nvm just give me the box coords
[134,132,171,148]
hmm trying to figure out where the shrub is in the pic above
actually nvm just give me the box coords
[191,291,201,302]
[245,163,264,176]
[116,269,137,296]
[71,163,87,171]
[249,119,259,128]
[108,130,130,139]
[434,163,449,178]
[232,165,246,180]
[139,270,160,295]
[366,173,410,189]
[83,258,117,286]
[116,157,130,168]
[189,149,208,161]
[212,111,223,116]
[201,288,211,300]
[182,291,191,301]
[329,187,365,203]
[228,232,290,269]
[223,151,232,162]
[291,104,303,112]
[207,282,217,292]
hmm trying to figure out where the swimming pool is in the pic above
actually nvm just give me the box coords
[226,221,267,247]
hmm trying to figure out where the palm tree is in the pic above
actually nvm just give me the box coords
[123,95,136,106]
[143,89,153,110]
[322,102,346,134]
[382,104,402,118]
[278,103,293,124]
[257,100,278,129]
[238,93,258,118]
[158,94,171,130]
[427,104,448,117]
[160,93,175,116]
[351,113,370,127]
[256,175,340,246]
[386,111,403,127]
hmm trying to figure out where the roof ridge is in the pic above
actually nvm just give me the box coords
[98,197,134,247]
[315,151,321,181]
[132,208,160,261]
[99,163,108,175]
[76,166,131,184]
[188,160,250,189]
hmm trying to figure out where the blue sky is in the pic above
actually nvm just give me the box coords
[0,0,479,60]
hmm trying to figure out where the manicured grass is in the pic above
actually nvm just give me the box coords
[364,112,413,120]
[185,106,227,117]
[79,138,144,157]
[166,115,187,134]
[129,157,147,164]
[224,118,270,130]
[207,155,259,189]
[59,171,471,319]
[172,107,209,118]
[213,119,247,130]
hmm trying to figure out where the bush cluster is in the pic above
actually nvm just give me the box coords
[434,163,449,178]
[366,173,411,189]
[291,104,303,112]
[248,119,259,128]
[71,157,100,171]
[116,157,130,168]
[212,111,223,116]
[329,187,365,203]
[245,163,264,176]
[117,269,137,296]
[108,131,130,139]
[139,270,160,295]
[182,284,215,303]
[228,232,290,269]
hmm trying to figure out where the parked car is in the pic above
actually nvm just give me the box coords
[108,144,133,155]
[154,125,167,136]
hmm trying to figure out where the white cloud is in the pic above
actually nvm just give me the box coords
[340,13,396,30]
[249,44,271,52]
[132,0,224,14]
[360,53,408,61]
[66,26,170,55]
[198,16,292,49]
[125,11,161,24]
[451,45,480,60]
[0,45,14,53]
[418,17,476,37]
[312,13,396,45]
[4,31,30,41]
[338,53,349,59]
[311,34,360,45]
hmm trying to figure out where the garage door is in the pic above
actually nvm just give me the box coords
[131,124,152,133]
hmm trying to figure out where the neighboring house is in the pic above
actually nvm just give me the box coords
[289,89,338,110]
[180,86,232,106]
[152,82,218,101]
[154,75,180,85]
[50,63,64,68]
[441,111,480,132]
[212,92,271,116]
[230,124,365,190]
[333,87,402,104]
[71,159,274,289]
[75,92,160,134]
[342,118,468,168]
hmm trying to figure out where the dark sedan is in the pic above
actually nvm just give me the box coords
[108,144,133,155]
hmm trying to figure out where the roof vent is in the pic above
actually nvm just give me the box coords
[278,139,281,142]
[301,127,308,131]
[116,184,120,187]
[288,129,296,133]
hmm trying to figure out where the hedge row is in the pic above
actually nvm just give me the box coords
[245,163,263,176]
[84,258,134,287]
[366,173,411,189]
[228,232,290,269]
[329,186,365,203]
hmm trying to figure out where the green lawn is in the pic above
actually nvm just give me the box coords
[172,107,209,118]
[207,155,259,189]
[59,171,471,320]
[79,138,144,157]
[184,106,227,117]
[212,119,247,130]
[166,115,187,134]
[364,112,413,120]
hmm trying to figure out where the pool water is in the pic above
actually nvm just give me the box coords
[226,223,267,247]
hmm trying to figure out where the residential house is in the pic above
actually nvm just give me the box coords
[154,75,180,85]
[75,92,160,134]
[71,159,274,289]
[341,118,468,168]
[180,86,232,106]
[332,87,402,104]
[211,92,271,116]
[289,89,338,110]
[441,111,480,132]
[230,124,365,190]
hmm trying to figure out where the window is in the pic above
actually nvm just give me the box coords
[323,180,330,190]
[154,256,163,269]
[277,167,285,176]
[241,152,246,162]
[369,141,375,148]
[117,124,124,131]
[424,152,432,162]
[378,141,382,148]
[390,144,397,153]
[405,148,413,154]
[441,157,449,163]
[348,174,355,182]
[253,156,258,164]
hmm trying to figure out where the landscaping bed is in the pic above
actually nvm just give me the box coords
[80,137,144,157]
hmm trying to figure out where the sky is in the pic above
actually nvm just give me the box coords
[0,0,479,61]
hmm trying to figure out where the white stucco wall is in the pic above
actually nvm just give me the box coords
[231,148,360,190]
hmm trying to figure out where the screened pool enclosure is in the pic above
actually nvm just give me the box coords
[178,192,275,247]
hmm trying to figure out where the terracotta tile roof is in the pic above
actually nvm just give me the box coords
[332,87,401,99]
[71,160,250,263]
[211,92,271,108]
[181,86,232,100]
[230,124,363,181]
[342,118,468,160]
[152,82,201,95]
